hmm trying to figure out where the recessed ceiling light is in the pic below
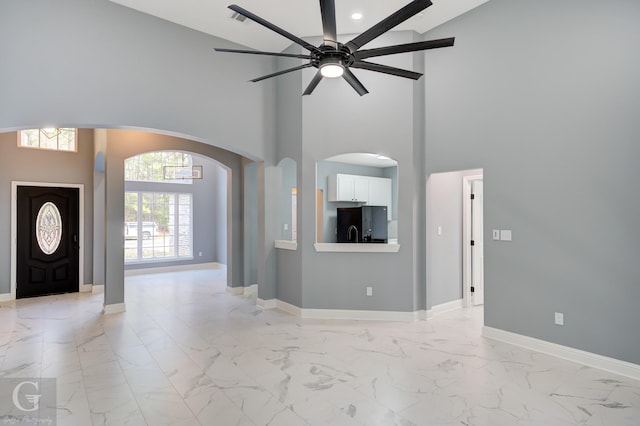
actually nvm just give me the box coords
[351,12,363,21]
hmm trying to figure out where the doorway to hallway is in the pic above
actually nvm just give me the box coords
[426,169,484,314]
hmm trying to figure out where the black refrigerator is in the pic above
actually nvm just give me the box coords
[336,206,388,243]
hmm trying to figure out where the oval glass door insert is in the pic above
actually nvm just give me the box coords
[36,202,63,255]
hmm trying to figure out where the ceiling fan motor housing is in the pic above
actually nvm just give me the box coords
[313,44,354,71]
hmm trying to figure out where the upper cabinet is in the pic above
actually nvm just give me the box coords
[328,173,392,210]
[328,173,369,202]
[367,176,392,208]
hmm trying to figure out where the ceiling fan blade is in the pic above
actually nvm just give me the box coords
[354,37,455,60]
[250,63,313,82]
[215,47,312,60]
[319,0,338,49]
[342,69,369,96]
[303,70,324,96]
[228,4,320,54]
[351,61,422,80]
[345,0,432,53]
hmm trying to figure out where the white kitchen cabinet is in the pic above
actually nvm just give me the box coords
[328,173,369,202]
[367,176,392,209]
[327,174,392,213]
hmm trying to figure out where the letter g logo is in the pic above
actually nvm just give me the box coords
[12,380,41,412]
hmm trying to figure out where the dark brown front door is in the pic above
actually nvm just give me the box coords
[17,186,80,298]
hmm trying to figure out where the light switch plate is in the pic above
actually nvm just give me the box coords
[500,230,512,241]
[555,312,564,326]
[492,230,500,240]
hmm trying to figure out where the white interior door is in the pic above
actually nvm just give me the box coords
[471,180,484,305]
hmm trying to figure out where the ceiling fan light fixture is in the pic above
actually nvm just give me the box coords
[320,63,344,78]
[319,57,344,78]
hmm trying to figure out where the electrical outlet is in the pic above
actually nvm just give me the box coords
[198,251,203,257]
[283,223,288,231]
[366,286,373,297]
[554,312,564,326]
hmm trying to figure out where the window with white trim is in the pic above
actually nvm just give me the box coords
[124,192,193,262]
[124,151,195,263]
[18,128,77,152]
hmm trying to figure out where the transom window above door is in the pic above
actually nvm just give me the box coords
[18,128,77,152]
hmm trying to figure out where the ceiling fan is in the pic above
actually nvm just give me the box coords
[214,0,454,96]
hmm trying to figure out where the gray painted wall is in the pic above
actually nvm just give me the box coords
[278,158,297,241]
[93,129,107,286]
[423,0,640,364]
[0,130,95,294]
[243,161,258,285]
[124,153,226,271]
[0,0,273,160]
[293,31,426,311]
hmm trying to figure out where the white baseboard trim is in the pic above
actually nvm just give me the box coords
[125,262,223,276]
[92,285,105,294]
[0,293,12,302]
[483,326,640,381]
[257,298,424,322]
[80,284,93,293]
[226,286,244,296]
[243,284,257,296]
[429,299,464,318]
[103,303,126,315]
[275,299,303,317]
[257,298,277,309]
[301,308,422,321]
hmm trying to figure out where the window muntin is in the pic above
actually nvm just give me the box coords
[125,151,193,184]
[124,191,193,262]
[18,128,77,152]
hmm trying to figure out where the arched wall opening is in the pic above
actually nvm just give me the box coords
[0,126,261,312]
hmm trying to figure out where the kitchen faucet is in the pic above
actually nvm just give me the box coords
[347,225,359,243]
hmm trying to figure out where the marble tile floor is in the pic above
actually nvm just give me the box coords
[0,266,638,426]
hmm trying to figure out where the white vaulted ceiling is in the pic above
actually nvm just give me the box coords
[108,0,489,52]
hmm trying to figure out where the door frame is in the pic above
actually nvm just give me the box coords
[10,181,85,300]
[462,174,483,308]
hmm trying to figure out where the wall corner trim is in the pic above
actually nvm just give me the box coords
[274,240,298,250]
[483,326,640,381]
[80,284,94,293]
[226,286,244,296]
[243,284,258,296]
[103,303,126,315]
[257,298,277,309]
